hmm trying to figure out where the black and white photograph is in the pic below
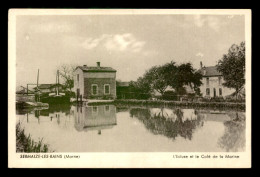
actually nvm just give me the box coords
[8,9,251,168]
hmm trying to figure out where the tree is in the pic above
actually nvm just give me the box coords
[128,77,152,99]
[164,62,202,95]
[57,64,77,92]
[143,65,168,95]
[128,61,202,100]
[217,42,245,99]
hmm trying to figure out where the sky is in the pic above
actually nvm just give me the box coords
[16,14,245,88]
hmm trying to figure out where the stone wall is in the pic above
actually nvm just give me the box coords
[84,78,116,99]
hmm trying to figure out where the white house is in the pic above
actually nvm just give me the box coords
[199,62,234,98]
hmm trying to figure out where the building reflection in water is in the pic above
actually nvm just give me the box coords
[71,105,117,134]
[130,108,204,140]
[17,104,73,129]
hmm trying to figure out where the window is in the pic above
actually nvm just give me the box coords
[93,106,97,112]
[206,78,209,86]
[104,84,110,95]
[104,105,110,115]
[219,88,222,96]
[92,106,98,115]
[77,74,79,86]
[92,84,98,95]
[206,88,210,96]
[218,77,222,86]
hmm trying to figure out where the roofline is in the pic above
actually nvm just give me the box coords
[202,75,222,77]
[83,70,117,73]
[76,66,117,72]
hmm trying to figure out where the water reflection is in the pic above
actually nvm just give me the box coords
[71,105,117,134]
[218,112,246,152]
[16,104,246,152]
[130,108,204,140]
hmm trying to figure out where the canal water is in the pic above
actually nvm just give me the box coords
[16,104,245,152]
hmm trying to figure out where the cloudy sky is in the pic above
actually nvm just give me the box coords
[16,14,245,87]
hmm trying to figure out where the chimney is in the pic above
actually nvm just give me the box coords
[200,61,203,69]
[83,65,87,67]
[97,62,100,68]
[203,66,206,75]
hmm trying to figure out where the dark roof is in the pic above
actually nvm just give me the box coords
[117,81,130,87]
[199,66,222,77]
[77,66,116,72]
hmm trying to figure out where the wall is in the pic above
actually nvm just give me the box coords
[200,76,235,98]
[73,69,117,99]
[83,72,116,79]
[73,68,84,97]
[84,77,116,99]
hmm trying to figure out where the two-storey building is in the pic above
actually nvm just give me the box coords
[73,62,117,100]
[199,63,234,98]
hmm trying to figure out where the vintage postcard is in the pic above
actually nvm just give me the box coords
[8,9,251,168]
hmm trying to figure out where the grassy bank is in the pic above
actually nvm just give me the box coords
[16,122,51,153]
[87,99,245,111]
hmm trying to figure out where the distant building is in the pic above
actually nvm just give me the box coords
[199,62,234,98]
[116,81,130,99]
[73,62,117,100]
[16,86,34,95]
[33,84,65,93]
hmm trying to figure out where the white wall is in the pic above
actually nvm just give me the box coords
[200,76,235,98]
[73,68,84,96]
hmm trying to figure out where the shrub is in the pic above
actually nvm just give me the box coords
[66,91,75,98]
[210,96,225,102]
[16,123,51,153]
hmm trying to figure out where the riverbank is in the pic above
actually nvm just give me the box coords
[16,101,49,109]
[87,99,245,111]
[16,123,51,152]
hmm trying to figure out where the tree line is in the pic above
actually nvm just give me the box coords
[127,62,203,100]
[57,41,245,101]
[127,41,245,100]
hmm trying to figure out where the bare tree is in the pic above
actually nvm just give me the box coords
[57,64,77,92]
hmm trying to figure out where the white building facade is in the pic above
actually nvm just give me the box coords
[199,66,234,98]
